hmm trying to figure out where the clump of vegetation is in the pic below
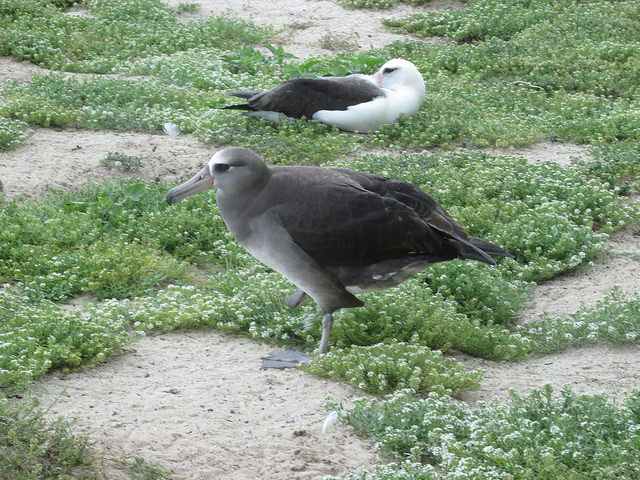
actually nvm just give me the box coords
[327,386,640,479]
[43,0,83,8]
[0,116,31,150]
[318,33,359,52]
[330,278,529,361]
[0,290,136,389]
[520,288,640,354]
[0,73,207,132]
[305,343,483,395]
[0,0,274,73]
[336,0,396,10]
[0,397,96,479]
[14,238,191,301]
[0,395,181,479]
[383,0,571,42]
[335,0,433,10]
[100,151,141,171]
[174,2,199,13]
[0,179,198,300]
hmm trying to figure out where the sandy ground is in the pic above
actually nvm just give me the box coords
[32,332,378,480]
[1,0,639,478]
[0,127,212,200]
[168,0,455,59]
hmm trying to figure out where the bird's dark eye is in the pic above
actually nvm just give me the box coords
[383,67,398,74]
[214,163,231,173]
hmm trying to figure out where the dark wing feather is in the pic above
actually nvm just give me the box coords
[263,168,470,266]
[227,91,261,99]
[346,171,506,264]
[223,91,262,111]
[466,237,513,260]
[224,76,385,119]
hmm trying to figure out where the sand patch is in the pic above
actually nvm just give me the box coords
[31,331,378,480]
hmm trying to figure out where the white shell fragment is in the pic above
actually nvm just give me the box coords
[162,122,181,136]
[322,411,339,434]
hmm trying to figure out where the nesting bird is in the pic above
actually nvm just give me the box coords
[166,147,512,353]
[223,58,425,132]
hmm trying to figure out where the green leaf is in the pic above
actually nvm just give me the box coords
[123,183,147,202]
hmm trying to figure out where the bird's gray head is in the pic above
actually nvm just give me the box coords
[374,59,425,98]
[166,147,269,205]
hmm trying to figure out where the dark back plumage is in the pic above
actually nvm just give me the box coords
[225,76,384,118]
[245,166,497,267]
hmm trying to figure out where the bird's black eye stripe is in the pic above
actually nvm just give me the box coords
[214,163,231,173]
[383,67,398,74]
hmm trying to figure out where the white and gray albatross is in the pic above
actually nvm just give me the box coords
[166,147,513,353]
[223,59,425,133]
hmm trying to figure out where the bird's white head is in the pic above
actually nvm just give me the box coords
[166,147,269,204]
[374,59,425,97]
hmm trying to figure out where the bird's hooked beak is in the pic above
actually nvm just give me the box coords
[373,69,383,86]
[166,164,214,205]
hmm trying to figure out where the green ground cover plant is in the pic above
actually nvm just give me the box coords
[0,181,200,300]
[0,396,97,480]
[304,343,483,395]
[334,0,433,10]
[0,290,136,390]
[0,396,181,479]
[327,386,640,479]
[378,0,640,182]
[519,288,640,354]
[108,275,529,360]
[100,152,141,171]
[0,73,209,132]
[0,0,272,73]
[0,116,31,150]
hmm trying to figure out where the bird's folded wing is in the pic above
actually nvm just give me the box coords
[269,180,459,266]
[245,76,385,118]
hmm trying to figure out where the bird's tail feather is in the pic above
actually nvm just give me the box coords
[221,91,262,111]
[222,104,255,111]
[463,236,513,265]
[227,91,261,99]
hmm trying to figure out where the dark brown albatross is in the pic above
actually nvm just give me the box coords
[166,147,512,353]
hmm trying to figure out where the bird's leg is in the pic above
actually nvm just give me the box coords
[319,312,334,354]
[284,289,308,309]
